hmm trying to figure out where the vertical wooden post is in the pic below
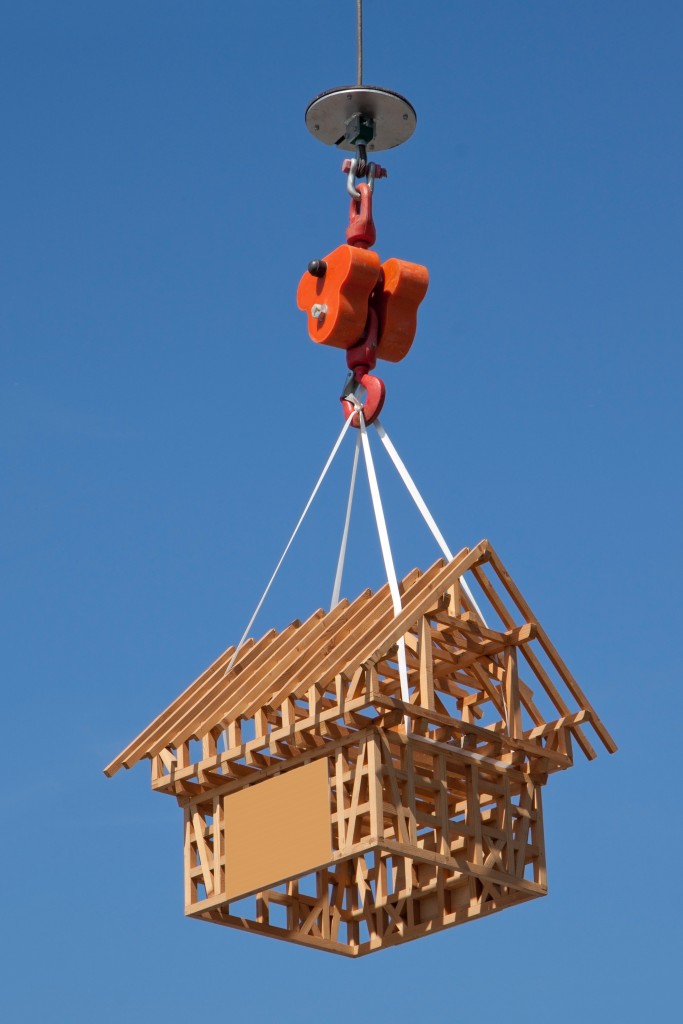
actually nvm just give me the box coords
[308,683,321,718]
[367,731,384,844]
[436,753,449,858]
[183,808,194,908]
[366,662,380,699]
[466,764,483,909]
[447,579,461,618]
[533,784,547,889]
[254,707,269,743]
[335,748,347,851]
[201,729,218,761]
[176,740,190,770]
[319,867,331,940]
[503,646,523,738]
[213,794,224,896]
[151,754,164,784]
[226,719,241,749]
[436,752,449,911]
[404,742,417,847]
[281,697,295,730]
[502,776,514,876]
[418,615,435,711]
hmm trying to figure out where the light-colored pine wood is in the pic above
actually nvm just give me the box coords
[106,542,615,955]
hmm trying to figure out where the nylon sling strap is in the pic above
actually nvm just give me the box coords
[331,431,361,610]
[358,414,411,706]
[224,415,354,679]
[373,418,488,625]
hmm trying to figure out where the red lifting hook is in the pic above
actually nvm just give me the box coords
[341,373,385,428]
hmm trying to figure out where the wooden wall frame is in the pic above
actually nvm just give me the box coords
[106,540,616,956]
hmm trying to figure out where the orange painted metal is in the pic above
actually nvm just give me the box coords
[375,258,430,363]
[296,244,381,350]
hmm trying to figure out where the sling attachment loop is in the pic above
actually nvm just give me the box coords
[342,372,385,428]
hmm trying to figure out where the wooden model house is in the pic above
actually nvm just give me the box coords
[105,540,616,956]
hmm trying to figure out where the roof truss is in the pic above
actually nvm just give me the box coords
[105,539,616,790]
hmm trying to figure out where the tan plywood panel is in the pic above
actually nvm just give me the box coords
[224,757,331,901]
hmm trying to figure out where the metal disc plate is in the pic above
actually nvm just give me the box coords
[305,86,417,152]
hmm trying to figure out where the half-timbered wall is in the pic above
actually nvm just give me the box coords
[183,731,546,956]
[106,542,615,956]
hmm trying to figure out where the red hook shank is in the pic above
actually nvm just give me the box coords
[346,182,376,249]
[340,308,385,427]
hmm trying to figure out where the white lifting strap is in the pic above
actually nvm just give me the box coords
[373,418,488,626]
[331,430,361,610]
[359,414,411,706]
[224,415,354,679]
[220,416,354,752]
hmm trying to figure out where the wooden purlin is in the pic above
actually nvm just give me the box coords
[107,552,477,777]
[105,559,445,776]
[165,566,421,755]
[107,596,354,775]
[103,639,239,777]
[268,557,455,711]
[105,533,617,955]
[102,633,274,777]
[225,558,451,729]
[469,549,617,759]
[362,543,491,672]
[470,563,599,758]
[169,601,354,749]
[154,623,296,753]
[230,549,472,732]
[235,575,409,721]
[150,651,602,803]
[485,545,617,754]
[105,539,616,780]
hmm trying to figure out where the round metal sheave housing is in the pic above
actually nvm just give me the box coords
[305,85,417,152]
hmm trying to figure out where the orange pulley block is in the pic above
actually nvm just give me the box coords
[296,155,429,426]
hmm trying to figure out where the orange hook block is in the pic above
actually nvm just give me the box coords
[375,258,430,363]
[296,244,381,351]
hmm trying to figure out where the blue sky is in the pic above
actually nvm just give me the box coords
[2,2,681,1020]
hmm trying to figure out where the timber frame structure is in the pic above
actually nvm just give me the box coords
[106,540,616,957]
